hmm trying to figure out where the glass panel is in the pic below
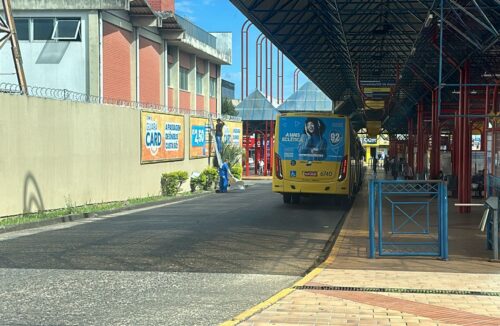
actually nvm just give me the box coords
[210,78,216,97]
[33,18,54,40]
[14,18,29,41]
[196,74,203,95]
[180,68,189,91]
[53,19,80,39]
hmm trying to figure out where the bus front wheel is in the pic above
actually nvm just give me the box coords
[283,193,291,204]
[291,194,301,204]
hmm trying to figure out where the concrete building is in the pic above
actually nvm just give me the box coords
[0,0,231,115]
[221,79,235,100]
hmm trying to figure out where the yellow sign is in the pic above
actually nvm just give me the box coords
[222,121,243,147]
[140,111,185,163]
[190,117,209,159]
[363,87,391,93]
[365,100,385,109]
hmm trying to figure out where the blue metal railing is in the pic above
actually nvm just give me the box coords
[368,179,448,260]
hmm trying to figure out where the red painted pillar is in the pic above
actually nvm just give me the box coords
[270,120,275,176]
[245,121,250,176]
[416,101,424,175]
[264,121,268,176]
[431,89,441,179]
[408,118,414,172]
[255,133,260,175]
[458,63,471,213]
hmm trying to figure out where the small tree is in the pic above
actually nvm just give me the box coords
[221,97,238,116]
[221,143,244,168]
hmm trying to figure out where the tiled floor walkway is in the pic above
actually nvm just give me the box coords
[231,175,500,326]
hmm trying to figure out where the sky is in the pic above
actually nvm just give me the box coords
[174,0,310,102]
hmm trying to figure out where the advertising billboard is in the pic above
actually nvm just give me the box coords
[190,117,209,159]
[278,116,346,162]
[222,120,243,147]
[141,111,185,163]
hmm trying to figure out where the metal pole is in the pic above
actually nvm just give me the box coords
[494,198,499,261]
[264,121,268,176]
[369,180,375,258]
[281,52,284,103]
[270,44,273,104]
[431,89,440,179]
[245,121,250,176]
[2,0,27,94]
[484,86,489,197]
[416,102,424,175]
[437,0,444,118]
[240,20,247,100]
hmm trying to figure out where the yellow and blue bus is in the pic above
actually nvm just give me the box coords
[272,112,364,204]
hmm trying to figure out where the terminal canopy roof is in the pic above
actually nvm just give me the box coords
[231,0,500,133]
[236,89,279,121]
[278,82,332,113]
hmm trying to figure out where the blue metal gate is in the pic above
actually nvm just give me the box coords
[368,180,448,259]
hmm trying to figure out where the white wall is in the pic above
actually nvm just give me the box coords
[0,11,88,94]
[0,93,211,217]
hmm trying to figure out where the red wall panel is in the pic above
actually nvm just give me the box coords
[179,90,191,110]
[210,98,217,114]
[103,22,132,101]
[168,87,174,109]
[196,95,204,111]
[139,37,161,105]
[149,0,174,12]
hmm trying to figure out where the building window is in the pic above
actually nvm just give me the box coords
[22,17,82,42]
[168,64,172,87]
[14,18,29,41]
[52,18,81,41]
[196,73,203,95]
[33,18,54,40]
[180,67,189,91]
[210,77,217,97]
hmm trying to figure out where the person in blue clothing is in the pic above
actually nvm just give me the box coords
[219,159,230,193]
[298,118,327,160]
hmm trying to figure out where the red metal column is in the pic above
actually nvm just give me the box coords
[245,121,250,176]
[458,63,472,213]
[484,86,490,197]
[431,89,441,179]
[264,121,268,176]
[408,118,414,172]
[416,101,424,175]
[270,120,275,175]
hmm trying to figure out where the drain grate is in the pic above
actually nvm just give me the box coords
[295,285,500,297]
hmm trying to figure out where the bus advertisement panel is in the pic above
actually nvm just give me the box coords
[278,116,345,162]
[190,117,209,159]
[141,111,185,163]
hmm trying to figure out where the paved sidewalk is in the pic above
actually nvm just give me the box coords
[224,176,500,326]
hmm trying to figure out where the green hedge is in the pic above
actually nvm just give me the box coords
[161,171,188,196]
[190,167,219,192]
[230,164,242,179]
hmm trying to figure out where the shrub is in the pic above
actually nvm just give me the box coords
[190,173,207,192]
[161,171,188,196]
[201,167,218,190]
[231,164,242,179]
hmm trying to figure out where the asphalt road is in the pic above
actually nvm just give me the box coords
[0,181,348,325]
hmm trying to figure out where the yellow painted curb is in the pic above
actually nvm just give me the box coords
[219,204,354,326]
